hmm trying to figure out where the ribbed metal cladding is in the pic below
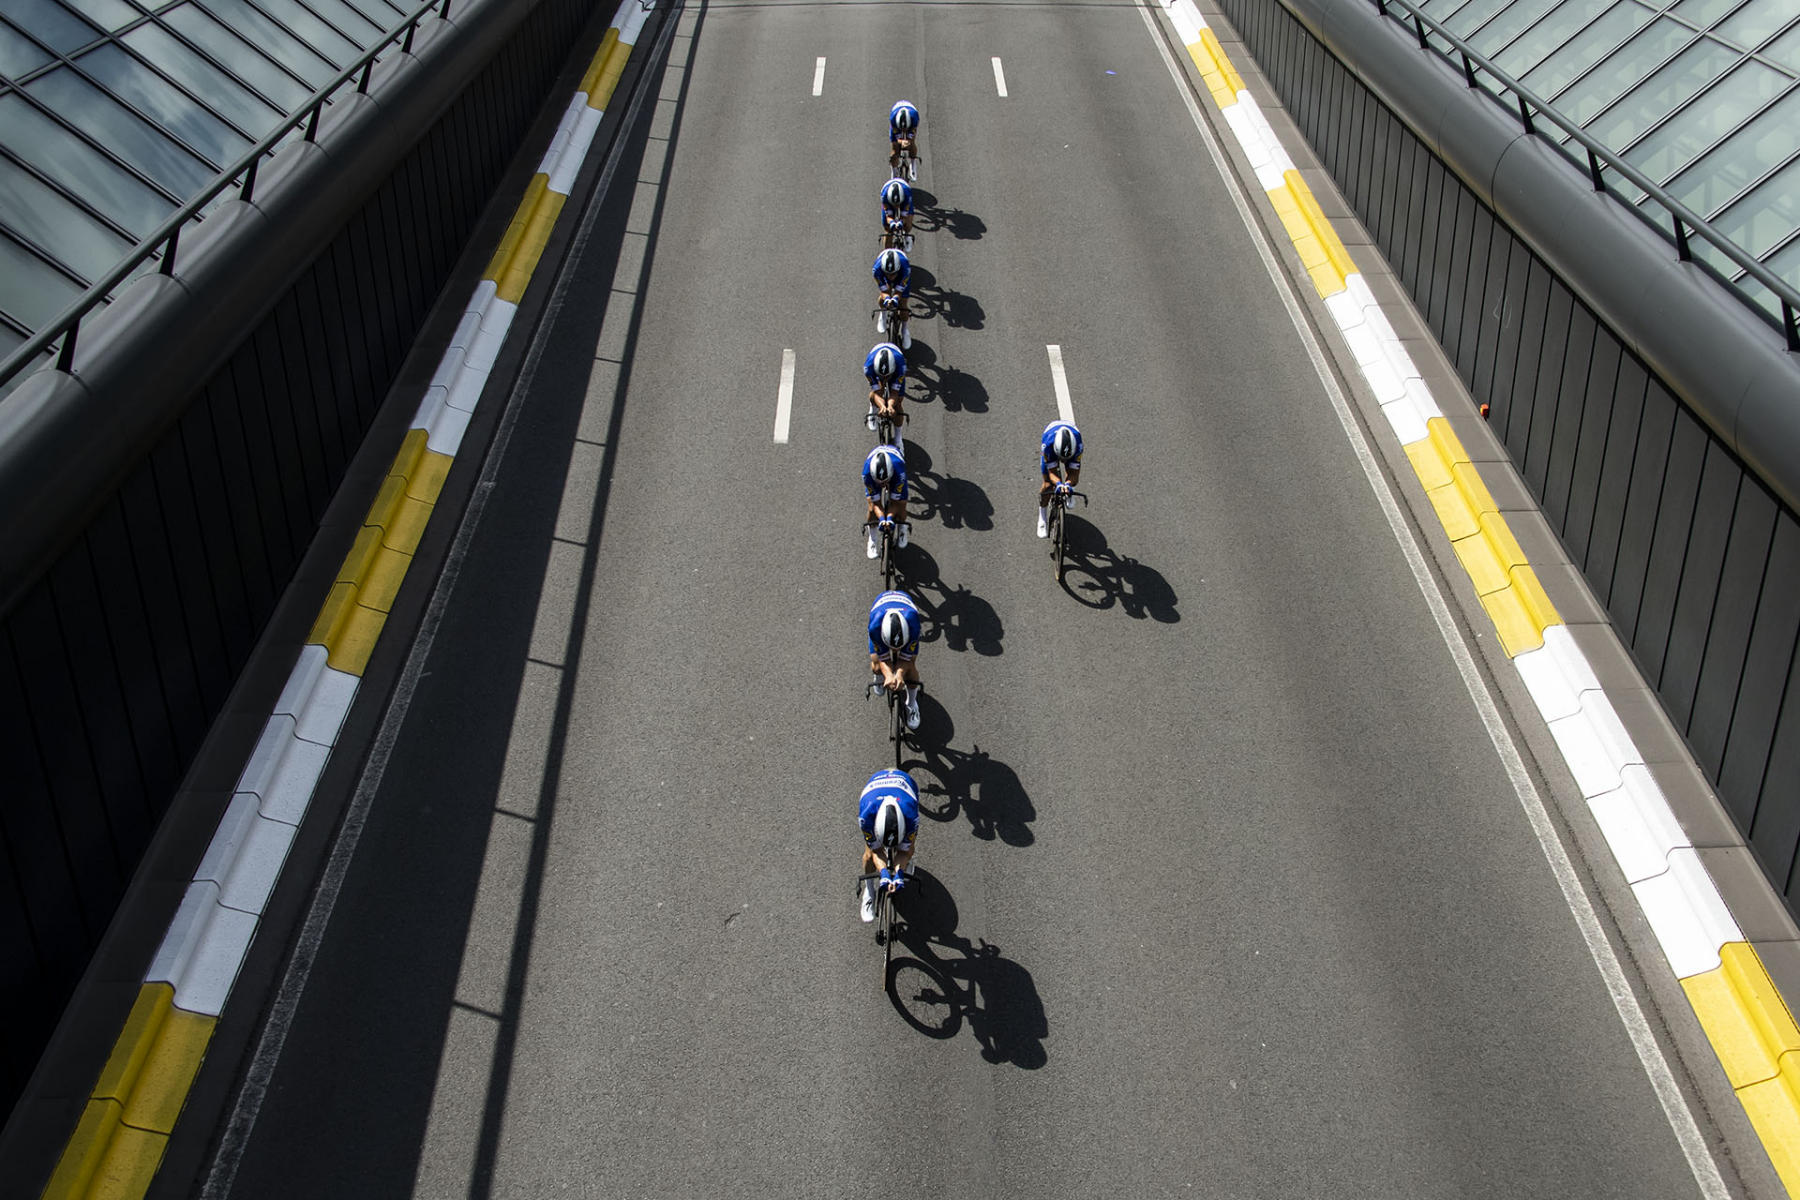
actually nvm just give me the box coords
[0,0,594,1125]
[1215,0,1800,913]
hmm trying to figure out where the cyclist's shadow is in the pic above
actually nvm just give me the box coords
[898,440,994,532]
[887,868,1048,1069]
[899,543,1003,655]
[906,264,985,331]
[903,341,989,415]
[1057,514,1181,623]
[908,188,986,241]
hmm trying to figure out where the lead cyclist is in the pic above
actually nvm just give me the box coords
[889,100,920,176]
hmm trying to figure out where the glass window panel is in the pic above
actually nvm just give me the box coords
[0,92,164,231]
[1711,155,1800,255]
[291,0,381,44]
[0,0,97,53]
[196,0,336,84]
[0,15,56,74]
[1717,4,1794,49]
[1556,19,1707,124]
[1764,22,1800,71]
[1469,0,1561,56]
[162,4,306,106]
[1664,86,1800,214]
[1672,0,1741,26]
[77,43,246,162]
[0,232,84,329]
[1625,59,1785,180]
[227,0,355,66]
[120,21,280,132]
[1494,0,1613,78]
[333,0,403,32]
[26,66,212,191]
[1588,37,1739,147]
[0,154,133,278]
[1445,0,1512,37]
[59,0,139,30]
[1525,4,1656,98]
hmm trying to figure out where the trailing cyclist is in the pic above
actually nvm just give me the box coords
[879,177,914,251]
[863,444,911,558]
[868,589,923,732]
[889,100,920,177]
[858,767,921,923]
[864,340,907,442]
[873,248,912,351]
[1038,420,1084,538]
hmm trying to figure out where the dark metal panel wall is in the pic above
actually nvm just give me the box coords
[1216,0,1800,909]
[0,0,593,1123]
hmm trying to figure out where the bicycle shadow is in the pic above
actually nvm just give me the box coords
[904,731,1036,847]
[907,187,987,241]
[1057,514,1181,623]
[899,543,1004,655]
[905,264,985,331]
[904,341,989,414]
[886,869,1047,1068]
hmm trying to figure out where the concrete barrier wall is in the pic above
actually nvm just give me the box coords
[0,0,596,1122]
[1213,0,1800,909]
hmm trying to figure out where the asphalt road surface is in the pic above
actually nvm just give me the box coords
[215,1,1733,1196]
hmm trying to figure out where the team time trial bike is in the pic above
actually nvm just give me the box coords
[858,862,908,975]
[1046,482,1088,582]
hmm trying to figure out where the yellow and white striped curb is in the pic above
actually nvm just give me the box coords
[1168,0,1800,1187]
[39,6,653,1197]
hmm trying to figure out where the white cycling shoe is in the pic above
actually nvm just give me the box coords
[859,881,877,923]
[1037,511,1049,538]
[905,697,921,730]
[866,529,879,559]
[896,523,910,549]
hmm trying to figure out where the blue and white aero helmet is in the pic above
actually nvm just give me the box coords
[872,795,907,847]
[877,248,908,280]
[865,444,904,487]
[871,343,901,380]
[1049,423,1081,462]
[891,101,918,132]
[878,605,913,650]
[881,178,910,210]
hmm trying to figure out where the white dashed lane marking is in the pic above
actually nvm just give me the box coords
[1046,344,1073,423]
[812,57,826,96]
[992,56,1008,97]
[775,348,795,443]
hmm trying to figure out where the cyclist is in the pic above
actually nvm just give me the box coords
[889,100,920,177]
[864,341,907,441]
[873,248,912,351]
[863,443,911,558]
[1038,419,1084,538]
[879,177,914,251]
[858,767,921,922]
[868,589,923,731]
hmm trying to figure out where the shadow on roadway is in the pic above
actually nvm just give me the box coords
[895,541,1004,656]
[897,439,993,531]
[1056,514,1180,622]
[903,341,990,414]
[908,187,986,241]
[883,869,1047,1068]
[902,695,1035,846]
[906,263,984,330]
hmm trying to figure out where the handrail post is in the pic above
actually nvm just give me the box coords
[56,324,78,373]
[1459,51,1476,87]
[1516,94,1534,133]
[305,102,322,142]
[1674,217,1692,262]
[1784,300,1799,353]
[402,20,416,52]
[358,60,374,92]
[440,0,450,16]
[160,228,179,275]
[241,159,259,202]
[1412,13,1427,48]
[1586,148,1604,191]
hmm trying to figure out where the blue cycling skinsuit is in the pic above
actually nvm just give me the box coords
[880,179,913,220]
[863,445,909,502]
[873,251,911,299]
[859,768,921,851]
[1041,420,1084,473]
[867,591,923,662]
[889,101,919,143]
[864,342,907,391]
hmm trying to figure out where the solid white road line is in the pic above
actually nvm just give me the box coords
[992,56,1008,97]
[1046,344,1074,423]
[812,57,826,96]
[775,348,796,443]
[1134,3,1727,1195]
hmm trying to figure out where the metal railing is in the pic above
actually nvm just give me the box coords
[0,0,456,392]
[1370,0,1800,352]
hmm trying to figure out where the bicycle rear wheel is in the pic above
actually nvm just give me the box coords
[879,527,894,587]
[881,887,897,974]
[1052,504,1067,581]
